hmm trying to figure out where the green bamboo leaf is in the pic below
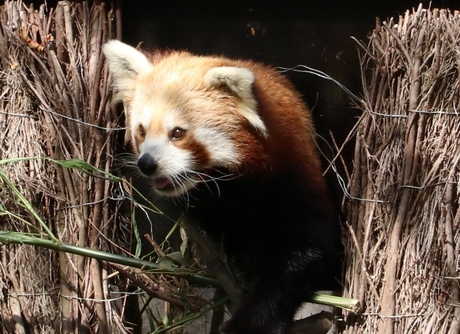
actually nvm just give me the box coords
[49,158,122,181]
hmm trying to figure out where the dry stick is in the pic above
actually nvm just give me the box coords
[60,3,107,331]
[87,133,109,327]
[346,128,364,308]
[378,18,425,334]
[59,3,95,324]
[115,0,123,39]
[97,5,124,331]
[346,220,379,309]
[444,182,460,334]
[99,51,117,334]
[55,25,91,332]
[55,6,86,330]
[62,2,83,120]
[77,3,110,331]
[323,113,362,178]
[110,263,189,309]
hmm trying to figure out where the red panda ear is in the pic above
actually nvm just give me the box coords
[204,67,268,138]
[103,40,153,145]
[103,40,153,101]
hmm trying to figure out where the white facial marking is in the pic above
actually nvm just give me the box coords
[194,127,239,166]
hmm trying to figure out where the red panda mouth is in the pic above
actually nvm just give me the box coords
[151,175,198,197]
[153,177,173,190]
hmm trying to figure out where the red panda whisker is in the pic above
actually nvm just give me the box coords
[170,174,194,206]
[183,170,231,197]
[193,170,236,183]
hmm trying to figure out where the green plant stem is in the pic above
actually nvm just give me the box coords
[0,231,218,286]
[312,293,360,312]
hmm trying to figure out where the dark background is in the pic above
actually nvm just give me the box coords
[121,0,457,141]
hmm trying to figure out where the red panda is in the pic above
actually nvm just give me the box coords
[103,40,342,334]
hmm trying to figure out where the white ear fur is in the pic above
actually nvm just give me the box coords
[103,40,153,99]
[204,66,268,138]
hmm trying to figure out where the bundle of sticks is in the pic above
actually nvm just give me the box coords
[344,5,460,334]
[0,1,126,332]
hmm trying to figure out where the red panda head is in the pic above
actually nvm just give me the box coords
[103,40,269,197]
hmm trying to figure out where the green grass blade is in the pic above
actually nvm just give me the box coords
[0,167,57,241]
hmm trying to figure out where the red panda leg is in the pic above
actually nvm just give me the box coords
[219,246,333,334]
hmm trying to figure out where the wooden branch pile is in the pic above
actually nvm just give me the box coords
[0,1,126,332]
[344,5,460,334]
[0,2,217,333]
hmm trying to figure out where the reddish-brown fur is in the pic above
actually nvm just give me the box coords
[139,51,330,207]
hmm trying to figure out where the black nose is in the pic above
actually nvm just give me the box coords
[137,154,157,175]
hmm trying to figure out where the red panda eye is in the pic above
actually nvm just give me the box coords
[171,127,185,141]
[138,124,146,138]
